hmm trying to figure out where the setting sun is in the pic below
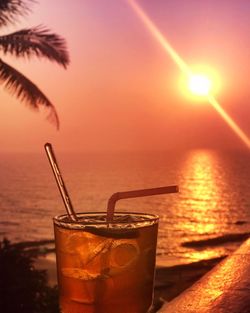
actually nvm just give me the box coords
[179,65,221,102]
[188,74,212,96]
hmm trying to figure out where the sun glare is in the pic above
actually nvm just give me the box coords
[127,0,250,149]
[188,74,212,97]
[179,66,220,102]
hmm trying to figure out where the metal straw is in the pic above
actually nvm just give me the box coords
[107,185,179,222]
[44,143,77,221]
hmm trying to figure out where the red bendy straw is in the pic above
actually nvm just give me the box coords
[107,185,179,222]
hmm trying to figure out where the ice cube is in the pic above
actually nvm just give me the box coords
[59,231,94,254]
[78,238,113,265]
[60,231,113,265]
[62,267,108,280]
[113,214,145,223]
[85,226,139,239]
[67,273,114,306]
[113,214,132,222]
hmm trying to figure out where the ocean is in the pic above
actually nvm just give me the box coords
[1,149,250,267]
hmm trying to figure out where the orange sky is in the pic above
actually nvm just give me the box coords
[1,0,250,152]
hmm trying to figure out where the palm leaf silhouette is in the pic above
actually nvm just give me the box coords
[0,58,59,128]
[0,26,69,68]
[0,0,70,128]
[0,0,32,27]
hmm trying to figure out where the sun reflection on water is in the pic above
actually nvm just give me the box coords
[179,150,223,235]
[165,150,231,264]
[156,150,250,266]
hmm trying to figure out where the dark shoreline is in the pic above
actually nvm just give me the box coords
[182,232,250,248]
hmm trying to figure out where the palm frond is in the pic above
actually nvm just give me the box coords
[0,58,59,128]
[0,25,69,67]
[0,0,33,27]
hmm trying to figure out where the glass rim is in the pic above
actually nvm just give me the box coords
[53,211,159,228]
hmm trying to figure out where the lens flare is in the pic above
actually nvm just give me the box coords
[127,0,250,149]
[208,96,250,149]
[127,0,191,76]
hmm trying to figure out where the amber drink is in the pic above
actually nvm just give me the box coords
[54,212,159,313]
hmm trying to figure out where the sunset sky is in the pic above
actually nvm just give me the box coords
[1,0,250,152]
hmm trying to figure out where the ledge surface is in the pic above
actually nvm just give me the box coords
[159,238,250,313]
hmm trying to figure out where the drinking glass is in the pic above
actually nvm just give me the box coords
[53,212,159,313]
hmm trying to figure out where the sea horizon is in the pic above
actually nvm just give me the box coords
[1,148,250,267]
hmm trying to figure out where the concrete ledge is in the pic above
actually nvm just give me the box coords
[159,238,250,313]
